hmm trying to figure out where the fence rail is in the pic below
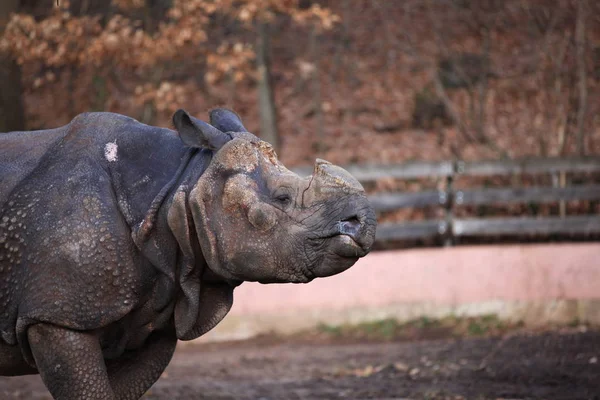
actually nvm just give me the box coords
[294,157,600,181]
[295,157,600,244]
[455,185,600,206]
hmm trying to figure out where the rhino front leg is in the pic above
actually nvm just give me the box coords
[105,329,177,400]
[28,323,116,400]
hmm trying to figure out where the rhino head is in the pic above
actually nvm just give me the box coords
[172,108,376,285]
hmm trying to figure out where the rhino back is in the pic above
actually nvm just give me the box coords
[0,112,189,347]
[0,127,67,205]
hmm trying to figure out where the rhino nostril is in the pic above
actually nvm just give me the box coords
[338,216,362,238]
[341,215,360,225]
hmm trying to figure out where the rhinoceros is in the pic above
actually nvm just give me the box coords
[0,108,376,399]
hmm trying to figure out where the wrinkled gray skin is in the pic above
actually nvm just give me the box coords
[0,108,376,399]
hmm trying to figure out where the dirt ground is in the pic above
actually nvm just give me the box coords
[2,328,599,400]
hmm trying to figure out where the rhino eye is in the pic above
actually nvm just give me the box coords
[274,193,292,206]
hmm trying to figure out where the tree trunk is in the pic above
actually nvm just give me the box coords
[144,0,172,33]
[68,0,111,24]
[575,0,588,155]
[0,0,25,132]
[256,21,279,152]
[309,25,324,153]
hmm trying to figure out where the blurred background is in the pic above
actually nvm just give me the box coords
[1,1,600,398]
[1,0,599,165]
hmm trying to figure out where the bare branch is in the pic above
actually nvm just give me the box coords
[432,72,476,144]
[427,0,506,157]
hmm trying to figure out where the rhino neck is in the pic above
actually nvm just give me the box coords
[129,148,215,318]
[163,158,241,340]
[165,176,242,289]
[132,148,211,248]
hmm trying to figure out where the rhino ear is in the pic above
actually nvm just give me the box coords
[209,108,248,133]
[173,109,232,150]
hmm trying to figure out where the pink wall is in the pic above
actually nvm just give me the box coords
[229,243,600,316]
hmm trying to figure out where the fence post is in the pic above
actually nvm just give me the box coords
[560,170,567,218]
[552,170,567,218]
[442,161,458,246]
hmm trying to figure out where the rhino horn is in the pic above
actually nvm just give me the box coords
[312,159,364,196]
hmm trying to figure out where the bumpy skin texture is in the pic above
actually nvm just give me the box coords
[0,109,376,399]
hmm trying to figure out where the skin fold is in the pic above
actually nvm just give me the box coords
[0,108,376,399]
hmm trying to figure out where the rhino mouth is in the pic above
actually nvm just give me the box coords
[330,234,367,258]
[322,215,373,258]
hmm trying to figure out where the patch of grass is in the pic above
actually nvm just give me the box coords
[466,314,503,336]
[413,316,440,329]
[358,318,401,339]
[467,320,487,336]
[568,318,581,328]
[317,318,402,340]
[316,323,343,337]
[312,314,520,342]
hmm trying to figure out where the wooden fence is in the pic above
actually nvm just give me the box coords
[295,157,600,244]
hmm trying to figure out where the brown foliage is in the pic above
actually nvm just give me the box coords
[0,0,598,166]
[1,0,340,128]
